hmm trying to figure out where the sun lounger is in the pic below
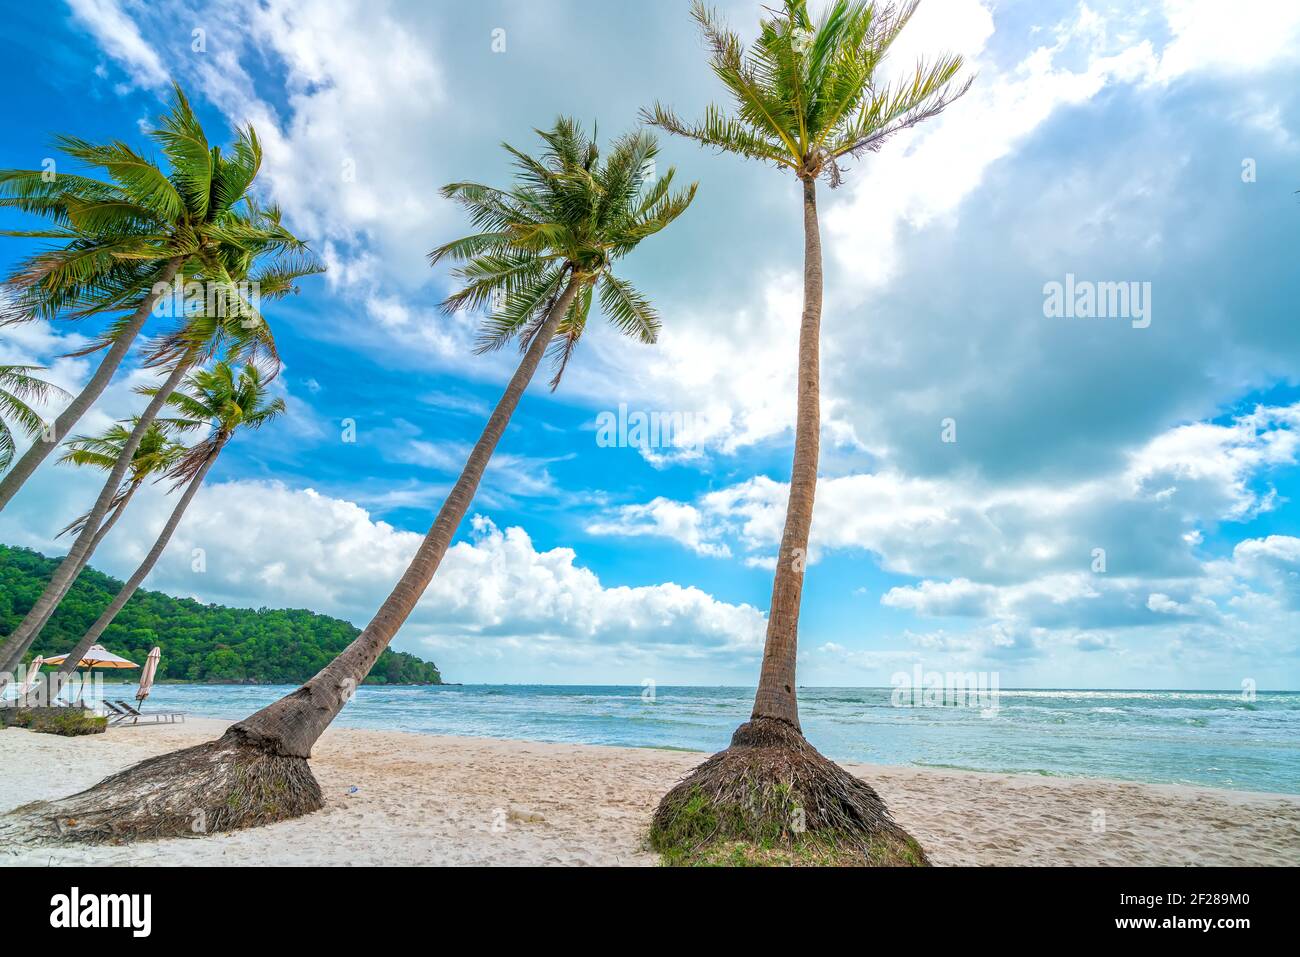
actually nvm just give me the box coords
[110,699,187,726]
[101,700,132,726]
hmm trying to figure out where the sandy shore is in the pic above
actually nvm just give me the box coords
[2,717,1297,866]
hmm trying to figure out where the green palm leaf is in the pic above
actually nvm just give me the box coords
[433,119,696,387]
[0,365,70,471]
[648,0,970,185]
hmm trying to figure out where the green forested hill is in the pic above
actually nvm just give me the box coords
[0,544,441,685]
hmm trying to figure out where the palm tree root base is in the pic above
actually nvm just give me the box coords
[649,717,928,866]
[0,728,323,845]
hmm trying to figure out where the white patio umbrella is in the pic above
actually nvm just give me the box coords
[136,647,161,703]
[41,645,139,703]
[42,644,140,670]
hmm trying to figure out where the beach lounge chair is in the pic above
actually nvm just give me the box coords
[111,699,187,726]
[101,700,133,726]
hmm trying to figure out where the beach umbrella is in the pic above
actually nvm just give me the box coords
[41,644,138,703]
[136,646,161,703]
[42,644,140,670]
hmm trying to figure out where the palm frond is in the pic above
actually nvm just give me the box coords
[438,119,695,382]
[597,273,660,344]
[51,135,185,221]
[545,282,593,390]
[150,83,214,219]
[652,0,970,185]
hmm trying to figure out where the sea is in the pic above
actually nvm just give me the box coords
[103,683,1300,794]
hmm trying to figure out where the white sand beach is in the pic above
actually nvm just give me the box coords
[1,718,1297,866]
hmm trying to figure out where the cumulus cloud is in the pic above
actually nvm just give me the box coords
[592,402,1300,679]
[586,497,732,558]
[1154,0,1300,82]
[597,402,1300,581]
[1,469,766,682]
[67,0,169,89]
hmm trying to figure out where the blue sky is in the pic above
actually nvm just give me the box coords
[1,0,1298,689]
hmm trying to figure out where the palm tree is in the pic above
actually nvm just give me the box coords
[642,0,969,865]
[0,212,319,680]
[0,83,293,512]
[11,421,186,670]
[53,363,283,681]
[5,119,696,844]
[9,421,183,688]
[57,421,185,546]
[0,365,69,472]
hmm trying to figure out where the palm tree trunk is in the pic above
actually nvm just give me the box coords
[231,274,583,758]
[56,447,221,679]
[750,176,823,731]
[0,355,193,676]
[0,257,184,514]
[23,479,140,654]
[0,481,138,695]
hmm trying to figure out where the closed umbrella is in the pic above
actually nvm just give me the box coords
[18,655,44,698]
[136,646,161,703]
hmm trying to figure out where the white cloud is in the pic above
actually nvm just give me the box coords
[827,4,1158,289]
[586,497,732,558]
[67,0,169,88]
[592,403,1300,652]
[1,469,766,682]
[1155,0,1300,83]
[595,402,1300,584]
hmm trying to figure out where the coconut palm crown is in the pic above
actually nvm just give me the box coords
[57,420,186,537]
[49,361,284,684]
[0,84,309,327]
[158,360,285,485]
[644,0,971,186]
[430,117,697,387]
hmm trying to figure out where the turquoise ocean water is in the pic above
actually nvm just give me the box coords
[112,684,1300,794]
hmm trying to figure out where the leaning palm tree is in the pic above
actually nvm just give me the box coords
[12,421,186,662]
[0,213,319,680]
[3,119,695,844]
[11,421,184,690]
[53,363,283,681]
[0,365,68,472]
[642,0,970,865]
[0,83,293,512]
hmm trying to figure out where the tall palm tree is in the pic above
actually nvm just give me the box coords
[5,119,696,844]
[0,365,68,472]
[642,0,969,865]
[54,362,283,679]
[0,83,294,512]
[0,216,319,679]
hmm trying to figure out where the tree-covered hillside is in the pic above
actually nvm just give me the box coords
[0,545,441,685]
